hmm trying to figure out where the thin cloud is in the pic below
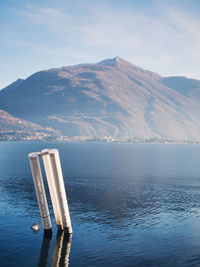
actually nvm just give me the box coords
[17,4,88,44]
[17,2,200,56]
[1,0,199,88]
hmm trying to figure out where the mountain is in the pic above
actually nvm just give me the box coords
[1,78,24,93]
[1,56,200,142]
[162,76,200,103]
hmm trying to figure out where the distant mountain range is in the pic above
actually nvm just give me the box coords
[1,57,200,142]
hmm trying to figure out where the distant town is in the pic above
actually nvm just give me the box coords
[1,130,200,144]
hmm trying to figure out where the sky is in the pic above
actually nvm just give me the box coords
[1,0,200,89]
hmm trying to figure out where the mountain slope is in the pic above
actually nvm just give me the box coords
[1,79,24,94]
[1,57,200,141]
[0,109,59,141]
[162,76,200,103]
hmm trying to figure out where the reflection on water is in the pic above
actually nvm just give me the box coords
[38,232,72,267]
[59,234,72,267]
[38,233,52,267]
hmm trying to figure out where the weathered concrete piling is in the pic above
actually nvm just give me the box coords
[42,149,63,231]
[48,149,72,234]
[28,149,72,234]
[28,152,52,234]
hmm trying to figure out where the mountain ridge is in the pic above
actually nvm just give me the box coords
[1,57,200,142]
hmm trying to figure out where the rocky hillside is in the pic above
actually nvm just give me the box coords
[0,109,59,141]
[1,57,200,142]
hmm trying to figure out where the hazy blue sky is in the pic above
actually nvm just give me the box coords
[1,0,200,89]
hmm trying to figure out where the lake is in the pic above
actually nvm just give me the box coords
[1,142,200,266]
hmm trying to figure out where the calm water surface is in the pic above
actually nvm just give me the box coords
[1,142,200,266]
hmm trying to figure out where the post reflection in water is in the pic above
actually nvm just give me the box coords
[38,231,72,267]
[59,234,72,267]
[51,231,64,266]
[38,232,52,267]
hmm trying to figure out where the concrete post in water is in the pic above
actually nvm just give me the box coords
[48,149,73,234]
[41,149,63,231]
[28,152,52,233]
